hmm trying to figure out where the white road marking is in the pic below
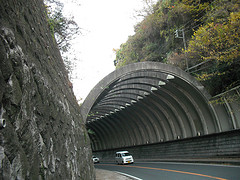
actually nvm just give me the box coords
[115,171,143,180]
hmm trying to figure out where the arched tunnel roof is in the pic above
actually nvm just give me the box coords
[80,62,222,151]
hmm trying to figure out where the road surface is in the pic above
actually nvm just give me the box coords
[95,162,240,180]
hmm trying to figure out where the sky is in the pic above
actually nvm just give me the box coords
[62,0,156,103]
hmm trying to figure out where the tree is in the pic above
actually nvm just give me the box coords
[186,11,240,95]
[45,0,80,52]
[133,0,158,19]
[44,0,80,78]
[113,0,239,97]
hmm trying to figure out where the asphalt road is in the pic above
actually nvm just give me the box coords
[95,162,240,180]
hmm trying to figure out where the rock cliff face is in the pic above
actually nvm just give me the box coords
[0,0,95,179]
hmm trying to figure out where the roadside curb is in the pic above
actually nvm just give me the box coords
[136,158,240,166]
[98,158,240,166]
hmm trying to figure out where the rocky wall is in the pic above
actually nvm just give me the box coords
[0,0,94,179]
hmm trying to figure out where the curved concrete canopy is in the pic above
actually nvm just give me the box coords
[80,62,228,151]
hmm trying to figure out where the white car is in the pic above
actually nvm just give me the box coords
[115,151,134,165]
[92,156,100,163]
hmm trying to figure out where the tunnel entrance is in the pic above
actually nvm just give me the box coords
[80,62,239,152]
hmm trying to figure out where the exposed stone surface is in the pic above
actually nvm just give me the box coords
[0,0,94,179]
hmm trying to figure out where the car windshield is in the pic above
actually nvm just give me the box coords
[122,153,130,157]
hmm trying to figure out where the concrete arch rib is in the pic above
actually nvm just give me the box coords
[159,88,197,137]
[87,122,105,150]
[137,100,167,142]
[115,109,144,147]
[149,93,185,139]
[81,62,211,122]
[104,115,128,149]
[170,78,218,134]
[171,83,208,134]
[95,117,120,149]
[81,62,220,150]
[90,119,114,150]
[131,104,158,144]
[122,106,151,145]
[114,111,138,148]
[140,99,171,141]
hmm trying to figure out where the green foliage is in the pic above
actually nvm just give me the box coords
[210,89,240,105]
[87,129,95,135]
[114,0,211,68]
[44,0,81,81]
[39,162,46,180]
[188,12,240,63]
[187,10,240,95]
[45,0,80,53]
[114,0,240,96]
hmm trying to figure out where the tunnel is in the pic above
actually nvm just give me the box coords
[80,62,239,152]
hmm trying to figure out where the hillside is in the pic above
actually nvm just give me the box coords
[114,0,240,96]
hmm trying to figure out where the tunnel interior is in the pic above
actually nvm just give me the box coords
[81,62,233,151]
